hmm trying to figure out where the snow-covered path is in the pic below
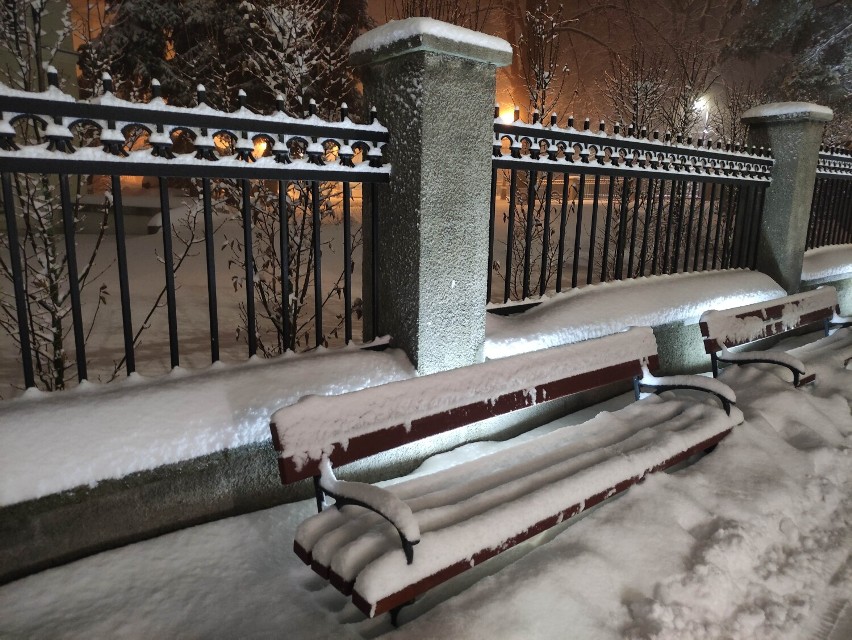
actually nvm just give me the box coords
[0,330,850,639]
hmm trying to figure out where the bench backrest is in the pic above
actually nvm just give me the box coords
[270,327,659,484]
[699,287,838,353]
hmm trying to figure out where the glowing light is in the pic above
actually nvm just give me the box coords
[693,95,709,112]
[253,138,268,157]
[498,105,515,123]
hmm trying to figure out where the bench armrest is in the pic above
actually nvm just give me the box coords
[318,458,421,564]
[636,366,737,416]
[714,346,813,386]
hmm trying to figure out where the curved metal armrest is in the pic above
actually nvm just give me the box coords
[715,347,811,387]
[318,458,420,564]
[635,367,736,416]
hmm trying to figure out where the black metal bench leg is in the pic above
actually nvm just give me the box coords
[390,599,416,627]
[313,475,324,513]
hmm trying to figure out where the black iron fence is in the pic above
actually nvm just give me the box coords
[807,146,852,249]
[0,70,389,393]
[488,109,773,304]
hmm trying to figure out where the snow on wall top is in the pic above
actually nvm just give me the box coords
[350,17,512,58]
[801,244,852,283]
[0,347,415,507]
[272,327,657,473]
[485,270,786,359]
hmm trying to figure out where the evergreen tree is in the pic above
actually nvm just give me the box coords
[729,0,852,143]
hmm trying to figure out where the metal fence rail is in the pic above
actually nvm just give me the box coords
[488,109,773,304]
[807,147,852,249]
[0,70,389,392]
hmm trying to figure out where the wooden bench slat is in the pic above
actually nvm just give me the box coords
[272,328,659,483]
[295,393,722,565]
[354,426,733,618]
[347,401,735,617]
[294,396,737,617]
[273,323,742,623]
[700,288,838,352]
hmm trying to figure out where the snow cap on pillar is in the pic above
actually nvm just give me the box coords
[742,102,833,125]
[350,17,513,67]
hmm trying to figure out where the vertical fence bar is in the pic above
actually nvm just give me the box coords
[158,176,179,367]
[829,180,848,245]
[487,167,497,303]
[682,181,698,272]
[504,169,517,302]
[671,180,688,273]
[651,179,667,275]
[201,177,219,362]
[639,178,656,276]
[311,180,322,348]
[838,180,852,244]
[747,185,766,268]
[571,172,586,288]
[539,171,553,296]
[729,184,743,267]
[522,169,537,298]
[667,180,681,273]
[828,179,843,245]
[727,184,744,268]
[110,175,136,374]
[555,173,570,292]
[342,181,352,343]
[693,182,709,272]
[627,177,643,278]
[370,182,379,331]
[663,180,680,274]
[712,183,728,269]
[614,176,630,280]
[737,184,757,268]
[58,174,87,382]
[278,181,291,350]
[815,179,836,247]
[815,177,831,248]
[586,174,601,285]
[702,183,718,271]
[600,175,615,282]
[720,185,738,269]
[1,172,35,388]
[240,179,256,356]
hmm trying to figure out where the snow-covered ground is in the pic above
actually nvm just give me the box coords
[1,329,850,639]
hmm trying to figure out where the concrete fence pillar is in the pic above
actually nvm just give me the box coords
[742,102,833,293]
[350,19,512,375]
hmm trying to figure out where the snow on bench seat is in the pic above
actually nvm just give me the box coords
[271,327,659,483]
[699,287,840,386]
[295,394,739,618]
[271,326,739,621]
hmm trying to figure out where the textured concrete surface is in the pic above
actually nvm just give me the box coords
[742,103,833,293]
[356,24,511,375]
[653,321,712,374]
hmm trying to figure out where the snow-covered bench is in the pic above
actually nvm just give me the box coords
[699,286,848,387]
[269,327,739,623]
